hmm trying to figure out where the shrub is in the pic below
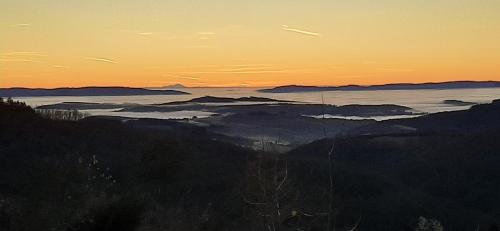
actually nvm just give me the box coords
[36,109,89,121]
[416,217,444,231]
[69,197,144,231]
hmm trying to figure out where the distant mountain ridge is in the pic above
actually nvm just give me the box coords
[163,84,187,89]
[0,87,190,97]
[259,81,500,93]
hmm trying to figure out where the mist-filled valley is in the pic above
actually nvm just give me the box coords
[2,94,500,230]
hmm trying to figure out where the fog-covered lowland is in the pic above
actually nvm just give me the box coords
[34,96,422,149]
[2,96,500,231]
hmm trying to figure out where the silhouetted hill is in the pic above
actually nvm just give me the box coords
[37,102,128,110]
[287,130,500,231]
[284,100,500,230]
[0,99,254,230]
[259,81,500,93]
[442,99,477,106]
[0,87,189,97]
[159,96,290,105]
[353,99,500,135]
[163,84,187,89]
[125,101,414,116]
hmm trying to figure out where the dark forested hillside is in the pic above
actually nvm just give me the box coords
[288,132,500,231]
[0,99,254,231]
[353,99,500,135]
[1,98,500,231]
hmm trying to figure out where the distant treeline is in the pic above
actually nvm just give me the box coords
[36,109,89,121]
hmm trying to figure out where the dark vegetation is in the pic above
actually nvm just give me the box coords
[289,133,500,231]
[37,109,90,121]
[1,97,500,230]
[0,98,253,230]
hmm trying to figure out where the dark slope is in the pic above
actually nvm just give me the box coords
[287,131,500,231]
[0,100,254,230]
[0,87,189,97]
[283,100,500,230]
[353,99,500,135]
[259,81,500,93]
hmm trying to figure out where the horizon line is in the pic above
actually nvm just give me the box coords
[1,80,500,90]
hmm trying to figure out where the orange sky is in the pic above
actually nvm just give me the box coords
[1,0,500,88]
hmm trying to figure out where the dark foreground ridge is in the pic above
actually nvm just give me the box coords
[259,80,500,93]
[0,86,190,97]
[2,98,500,230]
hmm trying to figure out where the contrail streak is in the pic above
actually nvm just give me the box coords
[282,25,321,37]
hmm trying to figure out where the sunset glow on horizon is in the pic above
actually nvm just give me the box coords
[2,0,500,88]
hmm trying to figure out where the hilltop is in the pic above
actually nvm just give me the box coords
[0,87,189,97]
[259,81,500,93]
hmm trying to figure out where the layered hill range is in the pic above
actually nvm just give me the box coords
[0,87,189,97]
[259,80,500,93]
[36,95,488,150]
[11,82,496,149]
